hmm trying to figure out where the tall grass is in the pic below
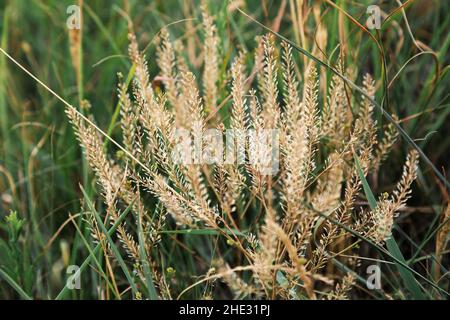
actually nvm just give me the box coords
[0,0,448,300]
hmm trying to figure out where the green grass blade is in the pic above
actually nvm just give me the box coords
[385,237,427,299]
[55,197,134,300]
[237,8,450,190]
[312,207,448,297]
[103,63,136,149]
[69,214,120,299]
[136,205,158,300]
[0,267,32,300]
[354,155,427,300]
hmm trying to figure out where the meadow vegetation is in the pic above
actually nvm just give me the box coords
[0,0,448,300]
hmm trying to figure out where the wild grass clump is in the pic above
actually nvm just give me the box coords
[66,10,424,300]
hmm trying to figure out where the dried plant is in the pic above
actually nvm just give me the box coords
[67,13,421,300]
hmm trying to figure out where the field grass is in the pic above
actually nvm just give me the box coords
[0,0,448,300]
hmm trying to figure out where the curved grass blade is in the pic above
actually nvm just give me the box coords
[331,258,385,300]
[354,155,427,299]
[0,6,11,169]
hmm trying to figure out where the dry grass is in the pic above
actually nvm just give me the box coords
[66,11,422,299]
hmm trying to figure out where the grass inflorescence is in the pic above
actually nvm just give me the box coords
[0,0,448,300]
